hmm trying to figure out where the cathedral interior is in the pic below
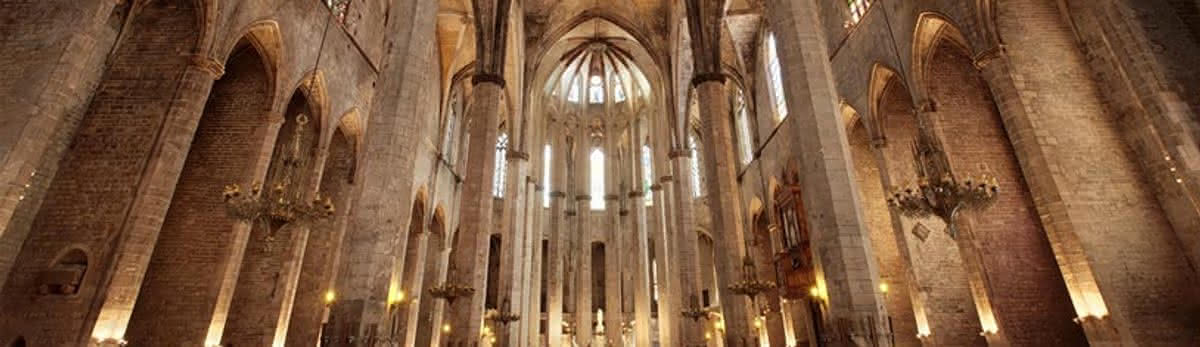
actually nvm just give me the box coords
[2,0,1200,346]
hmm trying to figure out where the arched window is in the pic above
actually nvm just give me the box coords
[588,75,605,104]
[493,133,509,198]
[848,0,873,24]
[590,148,606,210]
[443,89,461,162]
[567,80,582,103]
[688,133,703,197]
[765,33,788,121]
[734,90,754,165]
[543,144,552,208]
[641,145,654,206]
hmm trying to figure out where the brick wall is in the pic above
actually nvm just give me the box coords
[0,1,199,345]
[877,82,985,347]
[927,42,1086,346]
[286,128,356,346]
[125,41,272,346]
[847,125,920,347]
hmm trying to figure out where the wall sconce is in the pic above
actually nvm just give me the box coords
[324,290,337,307]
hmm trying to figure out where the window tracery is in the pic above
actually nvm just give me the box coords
[642,145,654,206]
[848,0,873,24]
[689,133,703,197]
[765,33,789,122]
[493,133,509,198]
[734,90,754,165]
[590,148,606,210]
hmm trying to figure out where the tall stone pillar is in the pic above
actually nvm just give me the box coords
[629,121,654,347]
[497,143,530,346]
[650,175,677,347]
[573,127,594,343]
[323,0,440,344]
[546,133,569,347]
[603,132,624,346]
[444,76,505,346]
[974,0,1199,344]
[85,54,222,346]
[668,148,704,347]
[763,0,892,345]
[691,77,755,347]
[524,176,545,347]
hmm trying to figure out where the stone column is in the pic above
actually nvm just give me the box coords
[524,177,545,347]
[444,76,505,346]
[573,127,594,343]
[324,0,440,344]
[86,54,222,345]
[764,0,892,345]
[650,175,676,347]
[868,139,933,343]
[604,132,624,346]
[668,148,705,347]
[546,134,569,347]
[629,122,654,347]
[692,77,756,347]
[976,0,1199,343]
[497,144,530,346]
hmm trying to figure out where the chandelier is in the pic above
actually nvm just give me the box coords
[428,265,476,306]
[681,294,711,322]
[485,298,521,326]
[223,113,335,239]
[887,118,999,238]
[727,255,777,304]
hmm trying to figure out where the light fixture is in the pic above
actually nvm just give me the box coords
[428,265,476,306]
[485,297,522,327]
[879,283,889,294]
[442,323,452,334]
[887,118,999,238]
[223,3,339,241]
[324,290,337,307]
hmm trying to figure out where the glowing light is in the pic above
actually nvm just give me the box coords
[442,324,452,333]
[809,286,821,298]
[705,332,712,340]
[879,283,889,294]
[324,290,336,305]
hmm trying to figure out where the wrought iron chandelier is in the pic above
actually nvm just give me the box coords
[223,113,335,238]
[681,294,711,322]
[428,265,476,305]
[485,298,521,326]
[727,255,777,304]
[887,117,999,238]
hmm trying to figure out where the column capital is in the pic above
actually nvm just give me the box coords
[658,175,674,183]
[472,73,507,88]
[604,194,619,201]
[690,72,727,88]
[189,54,225,79]
[972,45,1006,70]
[619,209,630,216]
[507,151,530,161]
[649,184,663,191]
[565,210,577,217]
[575,194,591,202]
[550,191,567,198]
[668,149,690,159]
[628,191,645,198]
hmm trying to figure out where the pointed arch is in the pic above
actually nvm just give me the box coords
[911,13,972,97]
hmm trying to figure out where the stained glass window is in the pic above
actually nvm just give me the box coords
[689,134,703,197]
[734,90,754,166]
[543,144,552,208]
[848,0,873,24]
[493,133,509,198]
[642,145,654,206]
[590,148,606,210]
[588,75,605,104]
[765,33,788,121]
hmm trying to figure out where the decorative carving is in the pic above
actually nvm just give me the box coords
[189,54,225,78]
